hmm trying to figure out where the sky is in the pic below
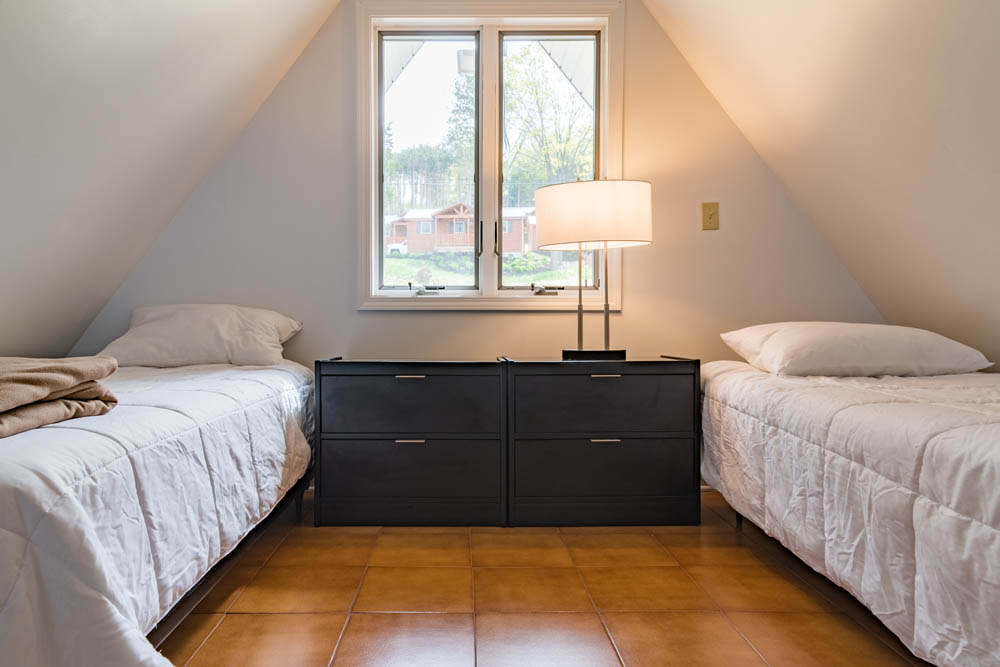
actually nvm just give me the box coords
[383,37,593,150]
[384,40,474,150]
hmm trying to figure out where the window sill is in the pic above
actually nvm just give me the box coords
[358,292,621,311]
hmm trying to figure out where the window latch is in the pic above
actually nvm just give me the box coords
[493,221,500,257]
[408,282,443,296]
[531,283,561,296]
[476,220,484,257]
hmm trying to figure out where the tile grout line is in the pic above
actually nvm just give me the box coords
[219,564,262,614]
[680,562,772,665]
[257,523,294,567]
[560,533,628,667]
[720,508,921,663]
[705,500,922,664]
[181,518,296,665]
[193,496,916,666]
[649,526,683,564]
[717,609,772,667]
[558,508,762,667]
[468,526,478,667]
[212,550,271,617]
[325,525,382,667]
[659,526,773,667]
[788,572,917,662]
[766,559,919,663]
[178,613,226,667]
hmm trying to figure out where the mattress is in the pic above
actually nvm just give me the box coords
[0,361,313,666]
[701,361,1000,667]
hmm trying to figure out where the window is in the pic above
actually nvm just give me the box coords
[379,33,478,288]
[499,32,598,289]
[361,3,624,309]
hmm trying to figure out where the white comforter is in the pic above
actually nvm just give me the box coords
[0,361,313,666]
[701,361,1000,667]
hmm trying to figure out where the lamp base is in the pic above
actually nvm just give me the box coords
[562,349,626,361]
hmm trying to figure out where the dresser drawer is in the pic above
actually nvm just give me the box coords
[320,374,500,434]
[514,437,695,498]
[513,373,694,434]
[320,438,501,498]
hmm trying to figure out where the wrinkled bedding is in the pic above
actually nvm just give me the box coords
[0,361,313,666]
[701,361,1000,667]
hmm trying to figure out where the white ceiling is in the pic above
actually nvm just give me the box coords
[641,0,1000,363]
[0,0,339,357]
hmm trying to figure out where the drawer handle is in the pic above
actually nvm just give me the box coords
[590,438,622,444]
[590,374,621,378]
[394,375,426,379]
[394,439,426,444]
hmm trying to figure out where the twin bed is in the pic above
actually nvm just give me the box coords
[0,361,313,666]
[2,313,997,667]
[702,361,1000,667]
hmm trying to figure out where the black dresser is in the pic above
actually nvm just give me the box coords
[314,356,699,526]
[505,357,700,526]
[314,359,505,526]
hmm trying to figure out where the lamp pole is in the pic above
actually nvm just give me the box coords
[577,241,584,350]
[603,240,610,350]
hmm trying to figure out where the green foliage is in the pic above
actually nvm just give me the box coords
[397,251,549,277]
[415,251,475,274]
[502,251,551,275]
[383,257,474,286]
[383,143,457,216]
[383,254,581,287]
[383,124,398,222]
[446,72,476,168]
[501,43,595,207]
[382,41,594,214]
[383,72,476,216]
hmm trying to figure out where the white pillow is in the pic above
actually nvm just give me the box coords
[100,304,302,367]
[721,322,992,377]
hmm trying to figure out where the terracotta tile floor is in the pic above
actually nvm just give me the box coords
[160,491,931,666]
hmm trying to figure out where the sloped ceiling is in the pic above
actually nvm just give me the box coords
[643,0,1000,363]
[71,0,882,364]
[0,0,339,357]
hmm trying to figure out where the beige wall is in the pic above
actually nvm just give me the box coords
[643,0,1000,364]
[0,0,338,357]
[72,0,881,364]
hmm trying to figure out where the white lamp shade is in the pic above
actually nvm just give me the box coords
[535,180,652,251]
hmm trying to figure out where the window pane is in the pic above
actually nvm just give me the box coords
[381,34,477,288]
[500,34,597,288]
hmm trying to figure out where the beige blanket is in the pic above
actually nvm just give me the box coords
[0,356,118,438]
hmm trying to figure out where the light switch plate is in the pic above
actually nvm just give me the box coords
[702,202,719,230]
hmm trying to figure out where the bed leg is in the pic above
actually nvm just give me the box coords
[735,513,743,531]
[294,485,305,524]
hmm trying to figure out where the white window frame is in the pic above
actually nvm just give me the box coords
[454,220,467,234]
[419,221,433,234]
[357,0,625,311]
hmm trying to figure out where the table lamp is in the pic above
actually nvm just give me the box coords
[535,179,652,360]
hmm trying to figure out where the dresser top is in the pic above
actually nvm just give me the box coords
[502,355,698,363]
[317,357,498,364]
[317,356,698,364]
